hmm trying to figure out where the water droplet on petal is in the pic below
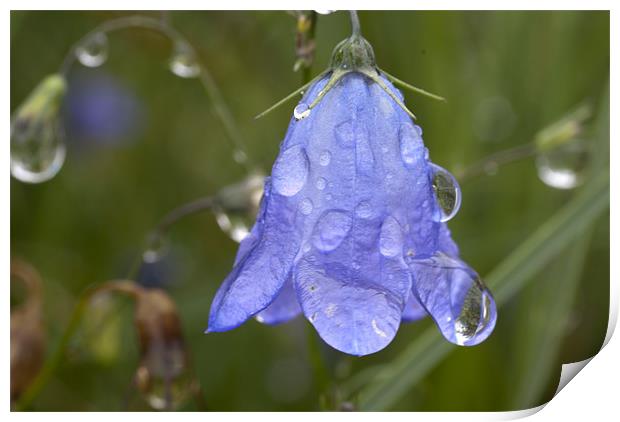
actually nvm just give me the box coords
[169,43,201,78]
[454,279,494,346]
[411,252,496,346]
[319,150,332,166]
[272,145,309,196]
[299,198,314,215]
[355,201,373,219]
[312,211,352,252]
[536,138,590,190]
[315,177,327,190]
[379,216,403,258]
[11,116,66,184]
[76,32,109,68]
[335,120,355,148]
[430,163,461,222]
[294,103,311,120]
[356,133,375,175]
[399,123,423,166]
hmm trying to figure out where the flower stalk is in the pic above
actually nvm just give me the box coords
[256,10,445,120]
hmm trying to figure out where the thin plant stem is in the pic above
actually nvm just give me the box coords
[349,11,362,37]
[302,12,317,83]
[306,324,331,401]
[152,196,215,238]
[143,195,215,258]
[59,13,253,172]
[455,142,537,183]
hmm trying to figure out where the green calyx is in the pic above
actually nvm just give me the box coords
[329,34,376,72]
[307,32,418,119]
[256,12,446,121]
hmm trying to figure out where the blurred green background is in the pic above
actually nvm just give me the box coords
[10,11,609,411]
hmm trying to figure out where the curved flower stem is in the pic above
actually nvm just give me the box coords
[151,196,215,240]
[455,142,537,183]
[293,11,318,83]
[349,11,362,37]
[59,13,253,172]
[143,196,215,255]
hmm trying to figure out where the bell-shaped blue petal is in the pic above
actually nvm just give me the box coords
[208,70,497,355]
[207,180,301,332]
[255,276,302,325]
[402,293,427,322]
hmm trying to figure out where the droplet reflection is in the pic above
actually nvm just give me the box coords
[75,32,109,68]
[429,163,461,222]
[294,103,311,120]
[10,74,67,184]
[169,43,201,79]
[536,138,590,190]
[213,173,265,242]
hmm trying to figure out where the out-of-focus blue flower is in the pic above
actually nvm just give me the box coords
[64,72,143,148]
[207,31,496,356]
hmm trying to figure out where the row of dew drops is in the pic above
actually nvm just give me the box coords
[10,31,202,185]
[76,31,201,77]
[11,28,593,248]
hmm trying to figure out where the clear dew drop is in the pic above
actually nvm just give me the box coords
[454,278,493,346]
[214,208,251,243]
[430,163,462,222]
[293,103,311,120]
[312,210,352,252]
[536,138,590,190]
[315,177,327,190]
[299,198,314,215]
[75,32,109,68]
[10,117,66,184]
[335,120,355,148]
[379,216,404,258]
[272,145,309,196]
[319,150,332,166]
[399,123,423,166]
[355,201,373,219]
[134,343,192,411]
[142,234,169,264]
[169,43,201,79]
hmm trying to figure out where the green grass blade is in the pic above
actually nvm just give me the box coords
[511,236,592,408]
